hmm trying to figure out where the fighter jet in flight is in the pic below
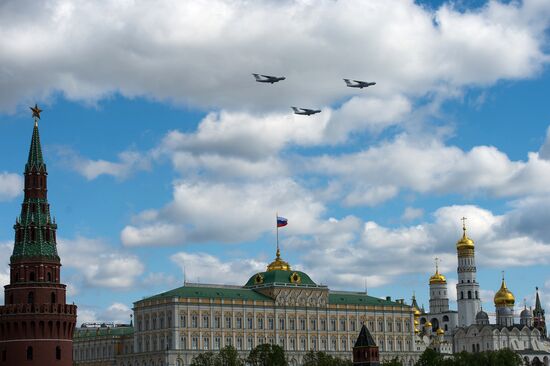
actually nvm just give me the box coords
[343,79,376,88]
[253,74,286,83]
[292,107,321,116]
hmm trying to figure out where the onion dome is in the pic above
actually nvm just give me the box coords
[429,260,447,285]
[266,248,291,271]
[414,319,419,326]
[414,328,420,334]
[456,221,474,250]
[476,309,489,321]
[436,328,444,335]
[424,321,432,328]
[521,307,532,319]
[494,277,515,306]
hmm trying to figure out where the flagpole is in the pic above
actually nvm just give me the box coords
[276,212,279,255]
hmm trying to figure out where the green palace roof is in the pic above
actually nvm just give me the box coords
[141,285,273,302]
[74,326,134,339]
[244,269,318,288]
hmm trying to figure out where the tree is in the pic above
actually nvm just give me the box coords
[217,345,244,366]
[191,352,218,366]
[382,357,403,366]
[415,349,446,366]
[302,351,352,366]
[247,344,287,366]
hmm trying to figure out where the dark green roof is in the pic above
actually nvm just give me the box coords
[244,270,318,287]
[141,285,273,302]
[74,326,134,339]
[328,292,408,307]
[26,123,45,172]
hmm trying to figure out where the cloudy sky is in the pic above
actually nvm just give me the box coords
[1,0,550,324]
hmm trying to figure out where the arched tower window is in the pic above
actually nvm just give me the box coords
[47,272,51,282]
[51,292,56,304]
[460,292,464,300]
[29,272,35,281]
[468,291,472,299]
[26,346,33,360]
[475,291,479,299]
[56,346,61,360]
[27,292,34,304]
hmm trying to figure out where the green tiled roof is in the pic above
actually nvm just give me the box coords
[328,292,408,307]
[74,326,134,339]
[26,124,45,171]
[141,285,274,302]
[244,270,318,287]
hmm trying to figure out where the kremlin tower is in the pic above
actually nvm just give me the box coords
[0,106,77,365]
[534,287,547,337]
[455,218,481,327]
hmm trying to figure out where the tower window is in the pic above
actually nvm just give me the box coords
[51,292,56,304]
[475,291,478,299]
[28,292,34,304]
[468,291,472,299]
[460,292,464,300]
[2,349,5,361]
[47,272,51,282]
[27,346,33,360]
[56,346,61,360]
[29,272,35,281]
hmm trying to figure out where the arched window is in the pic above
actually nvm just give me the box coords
[47,272,52,282]
[28,292,34,304]
[460,292,464,300]
[29,272,35,281]
[56,346,61,360]
[51,292,56,304]
[27,346,33,360]
[475,291,479,299]
[468,291,472,299]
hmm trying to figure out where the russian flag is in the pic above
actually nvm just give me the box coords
[277,216,288,227]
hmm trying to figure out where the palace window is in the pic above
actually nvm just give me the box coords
[341,339,347,351]
[350,320,356,332]
[258,318,264,330]
[268,318,274,330]
[236,317,242,329]
[290,319,295,330]
[279,318,285,330]
[330,319,336,331]
[191,315,198,328]
[300,338,306,351]
[311,319,317,331]
[331,338,336,351]
[180,315,186,328]
[202,315,209,328]
[214,337,221,350]
[160,316,164,328]
[311,338,317,351]
[215,316,221,328]
[247,317,253,329]
[225,316,232,329]
[237,337,243,350]
[192,337,198,350]
[290,338,296,351]
[387,320,392,332]
[203,337,209,350]
[300,319,306,330]
[320,319,326,331]
[247,337,253,350]
[226,337,232,347]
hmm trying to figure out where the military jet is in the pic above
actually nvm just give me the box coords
[292,107,321,116]
[343,79,376,88]
[252,74,286,83]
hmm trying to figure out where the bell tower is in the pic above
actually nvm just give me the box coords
[456,218,481,327]
[0,105,77,366]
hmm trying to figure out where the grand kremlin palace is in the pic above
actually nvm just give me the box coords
[75,249,420,366]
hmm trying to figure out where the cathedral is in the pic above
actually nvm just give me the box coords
[414,221,550,365]
[0,107,77,365]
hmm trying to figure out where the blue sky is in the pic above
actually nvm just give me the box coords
[1,0,550,324]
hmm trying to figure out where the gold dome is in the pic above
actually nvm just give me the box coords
[266,248,291,272]
[494,277,515,306]
[414,319,419,326]
[436,328,444,335]
[424,321,432,328]
[414,308,421,317]
[429,260,447,285]
[414,328,420,334]
[456,219,474,250]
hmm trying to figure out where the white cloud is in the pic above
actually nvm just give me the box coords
[121,178,325,246]
[307,134,550,205]
[76,302,132,326]
[402,207,424,221]
[56,147,151,181]
[0,242,12,303]
[171,252,265,285]
[0,0,547,113]
[0,172,23,201]
[58,236,145,289]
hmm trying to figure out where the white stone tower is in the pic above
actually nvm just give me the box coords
[456,218,481,327]
[429,258,450,314]
[494,275,515,327]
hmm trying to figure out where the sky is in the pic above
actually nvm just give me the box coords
[1,0,550,325]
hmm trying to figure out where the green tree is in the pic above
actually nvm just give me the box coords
[191,352,218,366]
[246,344,287,366]
[382,357,403,366]
[217,345,244,366]
[415,348,445,366]
[302,351,352,366]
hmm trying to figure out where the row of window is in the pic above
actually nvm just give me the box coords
[138,315,409,333]
[1,346,62,361]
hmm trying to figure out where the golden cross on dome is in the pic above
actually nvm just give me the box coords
[434,257,440,271]
[30,104,42,125]
[461,216,468,235]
